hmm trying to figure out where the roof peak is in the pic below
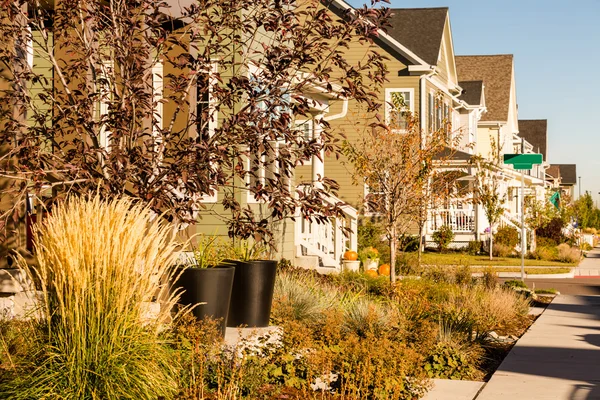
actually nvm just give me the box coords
[456,54,513,59]
[391,7,449,11]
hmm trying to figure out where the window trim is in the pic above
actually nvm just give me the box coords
[294,119,313,166]
[196,62,219,203]
[385,88,414,133]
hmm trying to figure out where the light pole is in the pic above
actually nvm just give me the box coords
[579,176,582,199]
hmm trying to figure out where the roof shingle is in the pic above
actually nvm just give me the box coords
[455,55,513,122]
[551,164,577,185]
[458,80,484,106]
[385,8,448,66]
[518,120,548,160]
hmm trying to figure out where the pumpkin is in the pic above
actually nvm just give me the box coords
[364,269,379,278]
[343,250,359,261]
[378,264,391,276]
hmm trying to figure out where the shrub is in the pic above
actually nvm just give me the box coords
[423,266,455,284]
[400,235,421,252]
[536,236,557,248]
[357,218,385,250]
[481,266,498,289]
[454,265,472,286]
[537,217,566,244]
[424,340,482,380]
[504,280,528,289]
[272,272,338,325]
[493,243,514,257]
[3,196,182,399]
[531,245,558,261]
[466,240,482,255]
[494,226,519,248]
[557,243,580,263]
[397,252,424,276]
[581,242,593,251]
[432,225,454,253]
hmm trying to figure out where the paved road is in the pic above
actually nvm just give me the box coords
[476,295,600,400]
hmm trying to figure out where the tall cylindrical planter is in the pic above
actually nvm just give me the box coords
[227,260,277,328]
[172,265,235,337]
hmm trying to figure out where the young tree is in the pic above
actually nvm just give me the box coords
[0,0,389,261]
[525,190,562,250]
[471,156,506,260]
[344,93,456,282]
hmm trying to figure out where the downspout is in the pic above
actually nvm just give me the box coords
[323,96,348,122]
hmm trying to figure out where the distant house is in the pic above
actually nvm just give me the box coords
[548,164,578,199]
[518,120,548,161]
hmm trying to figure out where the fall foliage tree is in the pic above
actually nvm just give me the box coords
[0,0,389,261]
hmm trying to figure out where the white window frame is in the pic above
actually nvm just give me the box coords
[195,63,219,203]
[97,60,113,150]
[385,88,414,133]
[294,119,313,166]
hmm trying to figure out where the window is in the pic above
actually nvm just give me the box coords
[385,88,414,132]
[97,60,113,149]
[246,65,293,203]
[294,119,313,165]
[194,64,218,202]
[195,64,218,140]
[428,92,435,133]
[364,176,387,215]
[443,102,450,136]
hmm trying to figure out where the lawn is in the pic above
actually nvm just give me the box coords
[471,267,572,274]
[417,252,579,267]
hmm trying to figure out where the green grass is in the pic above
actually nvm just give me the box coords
[471,267,572,274]
[534,288,559,294]
[417,252,579,267]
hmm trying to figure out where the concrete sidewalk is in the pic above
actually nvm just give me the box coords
[476,295,600,400]
[575,247,600,277]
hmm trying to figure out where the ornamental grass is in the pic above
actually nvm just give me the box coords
[1,195,183,399]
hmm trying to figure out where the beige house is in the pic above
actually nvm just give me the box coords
[455,55,547,246]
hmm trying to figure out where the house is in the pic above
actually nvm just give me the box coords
[548,164,578,200]
[455,55,546,244]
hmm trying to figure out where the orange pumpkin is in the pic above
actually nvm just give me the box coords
[364,269,379,278]
[343,250,359,261]
[378,264,391,276]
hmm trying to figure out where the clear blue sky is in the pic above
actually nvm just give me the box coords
[349,0,600,202]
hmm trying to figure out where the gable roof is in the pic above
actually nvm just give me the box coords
[551,164,577,185]
[385,8,448,66]
[455,55,513,122]
[546,165,560,179]
[458,80,484,106]
[518,120,548,160]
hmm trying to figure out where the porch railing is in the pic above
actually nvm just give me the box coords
[295,188,358,269]
[428,209,475,233]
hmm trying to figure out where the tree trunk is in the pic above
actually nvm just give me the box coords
[417,223,424,266]
[390,226,397,283]
[489,224,494,261]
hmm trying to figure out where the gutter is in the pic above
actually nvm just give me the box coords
[323,97,348,121]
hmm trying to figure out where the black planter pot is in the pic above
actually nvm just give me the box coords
[172,264,235,337]
[226,260,277,328]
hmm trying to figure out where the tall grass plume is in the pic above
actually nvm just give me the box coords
[2,195,183,399]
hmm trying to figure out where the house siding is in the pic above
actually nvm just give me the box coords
[325,41,420,208]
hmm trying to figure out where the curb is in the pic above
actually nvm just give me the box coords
[472,271,575,279]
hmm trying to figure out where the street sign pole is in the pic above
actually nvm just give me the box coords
[521,171,525,282]
[503,153,543,283]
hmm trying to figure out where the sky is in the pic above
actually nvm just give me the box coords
[348,0,600,202]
